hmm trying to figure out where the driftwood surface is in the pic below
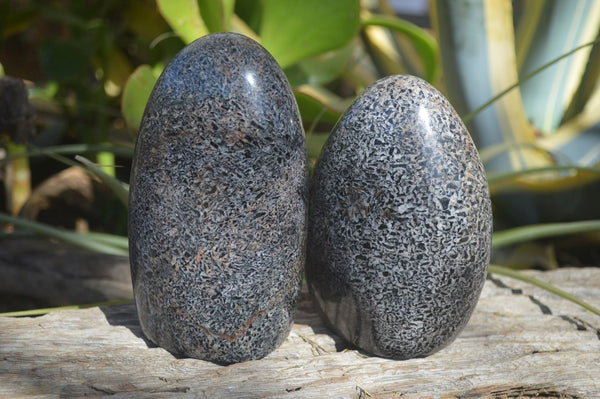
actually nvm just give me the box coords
[1,267,600,398]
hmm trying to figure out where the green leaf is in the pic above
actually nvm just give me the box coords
[96,150,116,178]
[156,0,208,44]
[3,144,134,163]
[0,212,129,256]
[462,40,600,125]
[121,65,160,130]
[431,0,548,173]
[488,164,600,194]
[75,155,129,207]
[492,219,600,249]
[361,13,439,83]
[519,0,600,135]
[85,232,129,250]
[479,142,563,167]
[259,0,360,68]
[199,0,235,32]
[294,85,352,129]
[234,0,263,33]
[294,90,342,127]
[294,39,356,85]
[488,264,600,317]
[561,40,600,125]
[513,0,545,71]
[541,88,600,166]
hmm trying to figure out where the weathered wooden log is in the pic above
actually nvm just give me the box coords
[0,237,131,312]
[1,267,599,398]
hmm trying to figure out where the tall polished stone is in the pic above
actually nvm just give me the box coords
[129,33,308,364]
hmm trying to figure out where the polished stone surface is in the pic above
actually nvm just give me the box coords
[129,33,308,364]
[307,75,492,360]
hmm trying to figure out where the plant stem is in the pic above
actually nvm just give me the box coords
[488,264,600,317]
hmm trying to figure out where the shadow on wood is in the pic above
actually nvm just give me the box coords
[1,268,600,398]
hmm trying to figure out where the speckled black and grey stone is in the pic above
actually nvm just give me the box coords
[128,33,308,364]
[307,75,492,360]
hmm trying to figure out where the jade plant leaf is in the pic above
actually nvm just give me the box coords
[294,40,356,85]
[156,0,208,44]
[198,0,235,32]
[121,65,161,130]
[259,0,360,69]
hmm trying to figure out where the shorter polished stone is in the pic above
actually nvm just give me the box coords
[307,75,492,360]
[128,33,308,364]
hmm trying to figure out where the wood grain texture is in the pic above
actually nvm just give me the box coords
[1,267,599,398]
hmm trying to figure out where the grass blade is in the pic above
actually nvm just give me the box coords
[75,155,129,207]
[492,219,600,249]
[488,264,600,317]
[0,212,129,256]
[463,38,600,124]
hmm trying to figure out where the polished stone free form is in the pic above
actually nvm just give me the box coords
[307,75,493,360]
[128,33,308,363]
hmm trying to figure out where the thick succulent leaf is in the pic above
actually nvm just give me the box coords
[156,0,208,44]
[198,0,235,32]
[361,24,407,77]
[539,84,600,166]
[121,65,161,130]
[561,40,600,125]
[259,0,360,68]
[295,40,356,86]
[361,13,439,83]
[518,0,600,136]
[513,0,545,71]
[431,0,549,173]
[234,0,263,33]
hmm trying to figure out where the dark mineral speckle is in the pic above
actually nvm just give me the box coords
[307,75,492,360]
[128,33,308,364]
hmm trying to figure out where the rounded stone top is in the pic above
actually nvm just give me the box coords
[307,74,492,360]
